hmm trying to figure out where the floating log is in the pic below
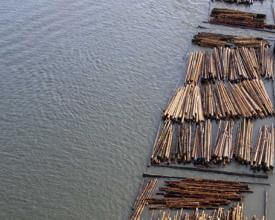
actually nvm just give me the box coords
[151,203,265,220]
[131,179,158,220]
[151,120,173,164]
[209,8,275,31]
[202,79,273,119]
[185,51,205,85]
[252,125,274,171]
[147,178,252,209]
[163,84,204,122]
[235,119,254,164]
[193,32,269,48]
[213,120,234,164]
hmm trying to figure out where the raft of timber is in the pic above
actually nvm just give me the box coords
[130,178,267,219]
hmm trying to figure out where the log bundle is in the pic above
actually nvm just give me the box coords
[252,125,274,171]
[151,120,173,164]
[151,120,212,166]
[235,119,254,164]
[213,120,234,164]
[191,119,212,165]
[193,32,269,48]
[209,8,275,30]
[151,203,264,220]
[163,85,204,122]
[201,79,273,119]
[131,179,158,220]
[185,51,205,85]
[147,178,252,209]
[214,0,254,5]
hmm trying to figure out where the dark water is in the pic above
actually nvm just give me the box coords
[0,0,274,219]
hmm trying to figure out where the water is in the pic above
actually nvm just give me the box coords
[0,0,274,219]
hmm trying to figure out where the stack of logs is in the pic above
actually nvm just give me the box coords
[209,8,275,30]
[151,120,173,164]
[213,120,234,164]
[131,179,158,220]
[151,119,274,169]
[151,203,264,220]
[191,119,212,165]
[185,51,204,85]
[201,45,273,81]
[193,32,269,48]
[235,119,254,164]
[201,79,273,119]
[252,125,274,171]
[163,85,204,122]
[147,178,252,209]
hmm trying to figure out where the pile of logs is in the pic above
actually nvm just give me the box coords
[191,120,212,165]
[201,79,273,119]
[185,51,205,85]
[151,203,264,220]
[213,120,234,164]
[152,120,212,165]
[131,179,158,220]
[230,79,273,117]
[252,125,274,171]
[151,120,173,164]
[176,122,192,163]
[163,85,204,122]
[147,178,252,209]
[209,8,275,30]
[235,119,254,164]
[193,32,269,48]
[259,43,274,79]
[201,82,238,119]
[202,46,273,82]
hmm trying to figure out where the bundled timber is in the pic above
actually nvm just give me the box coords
[258,42,274,79]
[131,179,158,220]
[147,178,252,209]
[209,8,275,30]
[151,120,174,164]
[214,0,254,5]
[185,51,205,84]
[176,122,192,163]
[163,84,204,122]
[152,120,212,166]
[252,125,274,171]
[151,203,264,220]
[201,79,273,119]
[201,82,238,119]
[191,120,212,165]
[193,32,269,48]
[235,119,254,164]
[201,46,272,82]
[213,120,234,164]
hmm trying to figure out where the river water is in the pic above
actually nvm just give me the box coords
[0,0,274,219]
